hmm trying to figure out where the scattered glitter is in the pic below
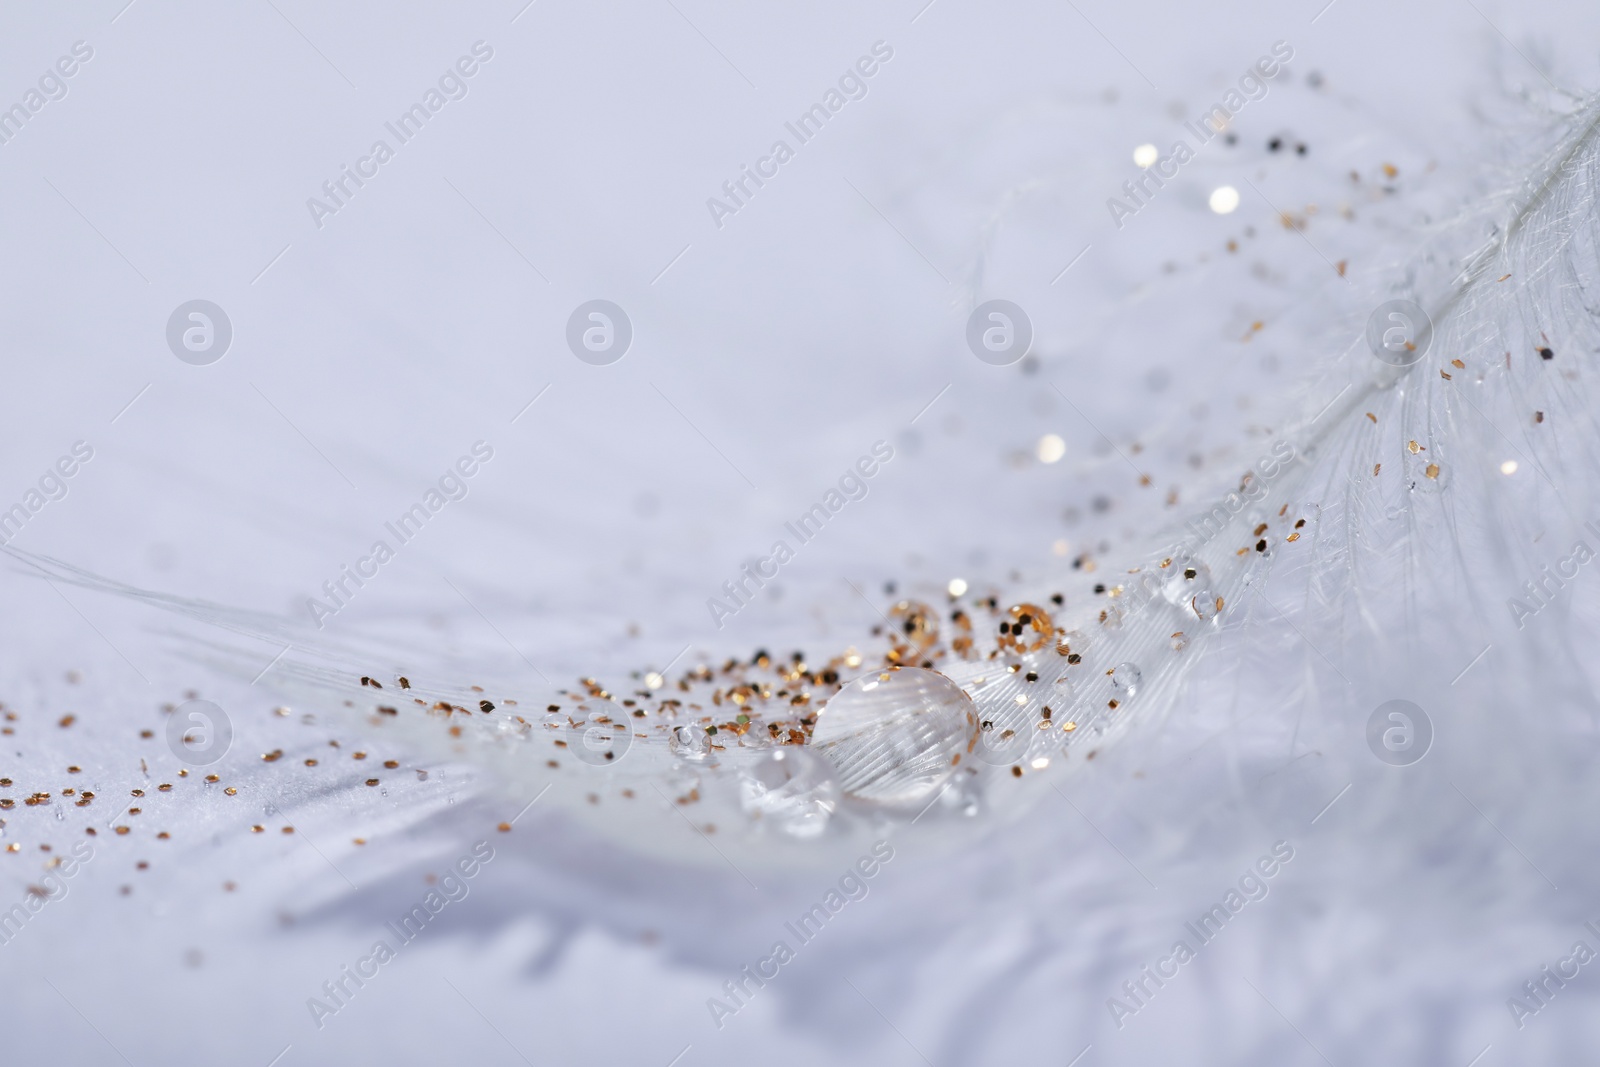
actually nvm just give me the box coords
[888,600,940,653]
[998,603,1055,653]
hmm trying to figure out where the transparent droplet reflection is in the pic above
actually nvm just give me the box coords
[737,747,839,839]
[809,666,979,805]
[939,772,983,817]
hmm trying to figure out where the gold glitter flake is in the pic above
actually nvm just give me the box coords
[888,600,940,653]
[998,603,1055,654]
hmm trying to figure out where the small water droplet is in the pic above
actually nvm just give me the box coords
[1190,590,1221,623]
[738,748,839,839]
[1408,457,1449,493]
[1109,662,1142,697]
[809,667,979,805]
[670,724,713,762]
[1162,554,1212,606]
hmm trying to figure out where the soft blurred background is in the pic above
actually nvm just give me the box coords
[2,1,1598,1064]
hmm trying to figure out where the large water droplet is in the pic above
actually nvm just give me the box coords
[737,748,839,839]
[809,666,979,805]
